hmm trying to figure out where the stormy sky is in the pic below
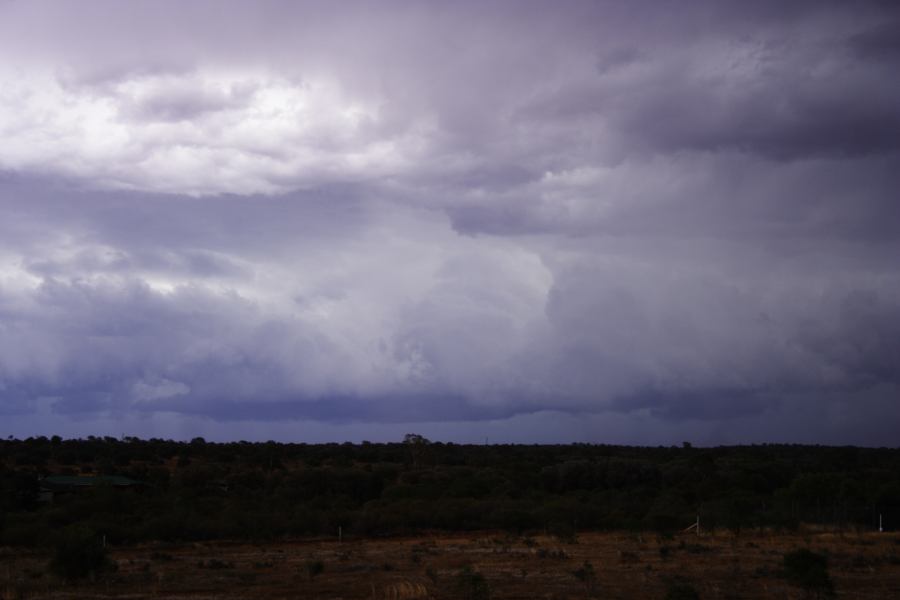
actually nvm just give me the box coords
[1,0,899,445]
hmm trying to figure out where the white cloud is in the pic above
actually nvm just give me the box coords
[0,69,426,195]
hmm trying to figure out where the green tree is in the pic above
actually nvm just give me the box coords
[403,433,431,468]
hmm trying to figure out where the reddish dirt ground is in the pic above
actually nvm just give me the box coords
[3,529,900,599]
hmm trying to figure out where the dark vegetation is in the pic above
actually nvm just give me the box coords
[664,579,701,600]
[48,524,114,580]
[782,548,834,598]
[1,435,898,551]
[454,565,491,600]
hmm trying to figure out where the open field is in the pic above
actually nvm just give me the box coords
[4,440,900,597]
[3,529,900,599]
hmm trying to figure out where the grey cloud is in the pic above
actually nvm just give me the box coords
[0,177,554,425]
[517,38,900,162]
[1,275,313,413]
[595,47,644,75]
[118,78,258,123]
[1,1,899,444]
[611,388,774,421]
[444,152,900,246]
[531,245,900,421]
[25,248,249,280]
[619,69,900,160]
[848,18,900,61]
[4,1,898,194]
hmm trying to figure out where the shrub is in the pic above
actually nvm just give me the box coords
[305,559,325,580]
[783,548,834,598]
[573,561,598,595]
[49,527,112,580]
[549,521,578,544]
[665,580,700,600]
[455,565,490,600]
[537,547,569,559]
[150,552,174,562]
[204,558,233,569]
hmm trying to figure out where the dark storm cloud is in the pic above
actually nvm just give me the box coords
[509,14,900,165]
[1,1,899,444]
[511,231,900,439]
[849,18,900,61]
[610,54,900,160]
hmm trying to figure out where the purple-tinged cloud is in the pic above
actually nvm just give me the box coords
[1,1,899,445]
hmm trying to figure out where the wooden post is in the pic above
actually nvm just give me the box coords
[682,515,701,536]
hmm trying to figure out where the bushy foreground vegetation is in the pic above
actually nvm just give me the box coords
[1,436,898,549]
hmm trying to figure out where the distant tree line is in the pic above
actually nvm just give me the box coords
[1,436,898,548]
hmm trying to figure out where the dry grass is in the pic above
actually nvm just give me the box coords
[2,529,900,599]
[375,581,430,599]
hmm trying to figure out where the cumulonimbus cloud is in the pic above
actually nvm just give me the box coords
[1,0,899,444]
